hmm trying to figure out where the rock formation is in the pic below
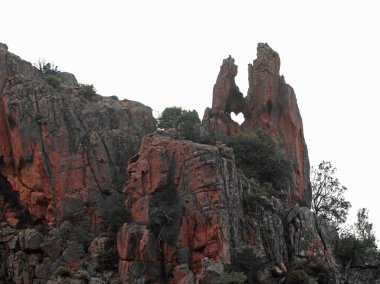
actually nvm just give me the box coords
[203,56,244,135]
[0,44,156,283]
[118,130,241,282]
[0,43,379,283]
[203,43,311,206]
[0,46,156,226]
[117,130,340,283]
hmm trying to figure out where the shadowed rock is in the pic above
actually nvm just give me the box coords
[117,130,337,283]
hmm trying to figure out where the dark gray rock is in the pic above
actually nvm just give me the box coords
[19,229,43,250]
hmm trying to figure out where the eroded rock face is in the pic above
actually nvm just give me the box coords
[203,43,311,206]
[118,130,337,283]
[2,43,375,283]
[118,130,242,282]
[203,56,244,135]
[244,43,310,206]
[0,45,156,226]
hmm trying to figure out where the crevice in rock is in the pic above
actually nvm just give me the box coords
[34,90,58,225]
[0,175,19,208]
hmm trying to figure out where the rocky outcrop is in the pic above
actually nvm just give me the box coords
[117,130,338,283]
[0,44,156,226]
[203,43,311,206]
[203,56,244,135]
[0,218,120,284]
[118,130,241,282]
[0,44,156,283]
[2,43,377,283]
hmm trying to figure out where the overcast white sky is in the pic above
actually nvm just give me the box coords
[2,0,380,240]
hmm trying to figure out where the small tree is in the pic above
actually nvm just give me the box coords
[78,84,97,99]
[158,107,184,129]
[311,161,351,229]
[355,208,376,245]
[158,107,200,129]
[157,107,201,139]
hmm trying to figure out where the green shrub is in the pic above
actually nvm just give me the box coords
[35,59,59,75]
[335,209,379,267]
[45,75,62,89]
[104,206,131,233]
[334,234,378,267]
[306,257,329,275]
[157,107,201,140]
[226,130,291,192]
[233,248,266,283]
[148,160,179,245]
[78,84,97,99]
[149,184,179,244]
[95,247,118,271]
[216,271,248,284]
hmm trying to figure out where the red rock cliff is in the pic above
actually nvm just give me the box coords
[118,130,242,283]
[118,130,336,283]
[203,43,311,206]
[0,44,156,226]
[203,56,244,135]
[0,43,368,284]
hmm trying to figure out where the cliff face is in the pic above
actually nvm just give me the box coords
[0,44,156,283]
[118,130,241,282]
[203,43,311,206]
[0,44,156,226]
[1,44,378,284]
[117,130,339,283]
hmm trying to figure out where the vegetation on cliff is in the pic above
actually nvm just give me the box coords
[1,43,379,283]
[225,130,291,192]
[311,161,379,271]
[311,161,351,229]
[157,106,201,140]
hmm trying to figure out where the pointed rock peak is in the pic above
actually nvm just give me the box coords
[218,55,238,79]
[203,43,311,206]
[252,42,281,75]
[257,42,278,57]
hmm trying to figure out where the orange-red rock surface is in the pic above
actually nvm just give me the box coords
[203,43,311,206]
[0,43,355,283]
[0,44,156,226]
[118,130,241,282]
[117,130,335,283]
[203,56,244,135]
